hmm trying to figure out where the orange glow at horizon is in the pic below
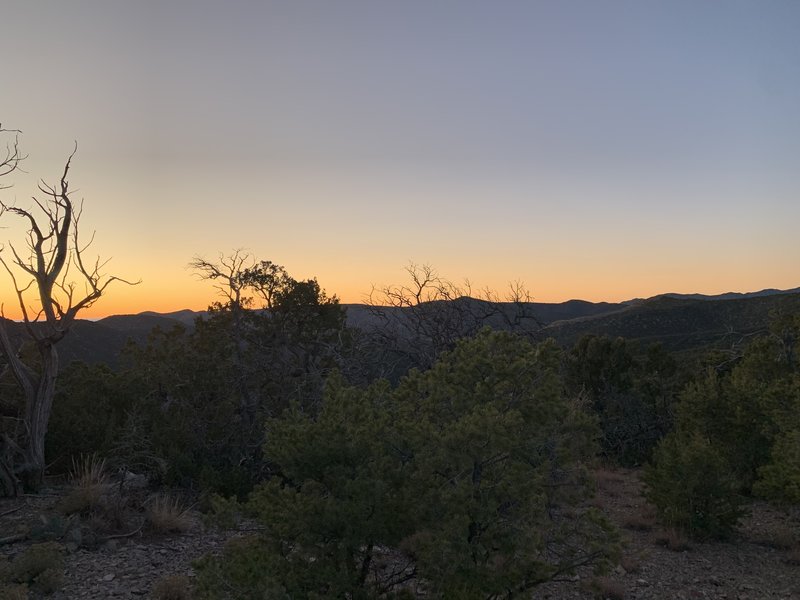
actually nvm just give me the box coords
[2,258,798,321]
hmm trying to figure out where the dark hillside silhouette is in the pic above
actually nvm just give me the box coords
[10,287,798,369]
[543,292,800,351]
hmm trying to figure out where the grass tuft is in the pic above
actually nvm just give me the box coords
[152,574,193,600]
[586,575,626,599]
[58,454,109,515]
[654,527,691,552]
[146,494,193,534]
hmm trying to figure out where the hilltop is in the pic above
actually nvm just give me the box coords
[1,286,798,369]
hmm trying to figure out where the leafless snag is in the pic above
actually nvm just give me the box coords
[189,250,254,311]
[365,263,542,374]
[189,250,259,428]
[0,124,25,189]
[0,134,137,493]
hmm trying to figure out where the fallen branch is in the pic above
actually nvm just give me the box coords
[0,532,27,545]
[102,521,144,541]
[0,503,25,517]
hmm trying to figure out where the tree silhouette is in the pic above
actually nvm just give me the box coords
[0,127,136,493]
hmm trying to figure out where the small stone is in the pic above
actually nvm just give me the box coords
[103,573,116,582]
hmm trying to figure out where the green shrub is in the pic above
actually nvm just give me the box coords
[566,336,681,466]
[644,432,745,539]
[193,537,290,600]
[0,542,65,594]
[754,429,800,504]
[46,362,133,472]
[152,574,194,600]
[195,331,618,599]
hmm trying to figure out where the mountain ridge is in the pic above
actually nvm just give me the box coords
[2,285,798,368]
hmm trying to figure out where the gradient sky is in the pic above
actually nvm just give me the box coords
[1,1,799,318]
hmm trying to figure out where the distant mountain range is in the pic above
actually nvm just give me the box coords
[1,287,798,368]
[628,286,800,303]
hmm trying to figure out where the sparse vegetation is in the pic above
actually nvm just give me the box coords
[621,514,654,532]
[152,574,194,600]
[57,454,109,515]
[653,528,692,552]
[618,553,644,574]
[146,493,193,534]
[0,542,64,595]
[586,575,626,599]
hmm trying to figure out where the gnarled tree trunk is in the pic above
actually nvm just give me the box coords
[0,130,135,495]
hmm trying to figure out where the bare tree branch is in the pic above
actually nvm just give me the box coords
[0,131,137,492]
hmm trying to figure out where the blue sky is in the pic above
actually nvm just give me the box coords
[1,1,798,315]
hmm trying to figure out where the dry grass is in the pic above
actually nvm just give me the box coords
[146,494,193,534]
[0,584,27,600]
[619,552,644,574]
[586,575,626,599]
[71,454,108,488]
[58,454,109,515]
[588,495,611,510]
[622,513,654,532]
[654,527,691,552]
[152,574,193,600]
[594,468,626,496]
[751,529,797,550]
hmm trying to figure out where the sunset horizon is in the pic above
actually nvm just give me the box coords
[2,1,798,322]
[2,3,800,594]
[24,274,800,322]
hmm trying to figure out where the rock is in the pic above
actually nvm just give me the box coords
[103,539,119,552]
[103,573,116,582]
[118,471,148,489]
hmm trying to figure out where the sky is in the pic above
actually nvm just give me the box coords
[1,1,799,318]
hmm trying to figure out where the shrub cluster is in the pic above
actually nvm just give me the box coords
[0,542,64,596]
[645,313,800,538]
[193,331,619,599]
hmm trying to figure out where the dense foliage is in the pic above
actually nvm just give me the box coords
[194,331,618,599]
[644,312,800,537]
[565,336,683,465]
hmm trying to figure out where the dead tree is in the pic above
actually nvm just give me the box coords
[366,263,542,375]
[0,131,136,493]
[190,251,258,427]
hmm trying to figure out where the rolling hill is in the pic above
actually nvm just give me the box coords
[1,287,798,369]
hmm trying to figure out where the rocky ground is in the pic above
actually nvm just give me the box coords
[1,469,798,599]
[539,468,800,599]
